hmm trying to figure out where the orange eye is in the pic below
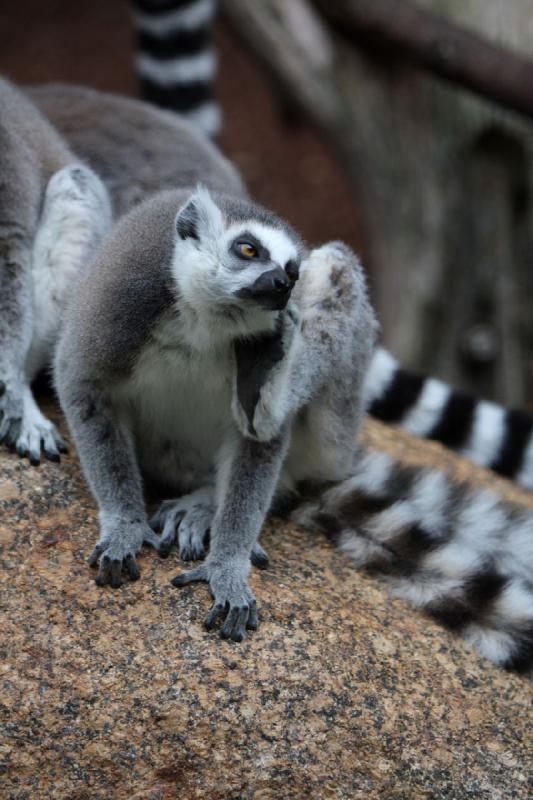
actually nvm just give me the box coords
[238,242,257,258]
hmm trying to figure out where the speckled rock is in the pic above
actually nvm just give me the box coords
[1,399,531,799]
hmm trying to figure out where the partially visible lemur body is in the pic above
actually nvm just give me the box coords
[2,78,531,669]
[0,77,111,463]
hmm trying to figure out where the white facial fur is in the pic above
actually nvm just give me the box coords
[171,187,299,339]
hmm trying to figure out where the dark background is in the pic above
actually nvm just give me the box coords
[0,0,366,262]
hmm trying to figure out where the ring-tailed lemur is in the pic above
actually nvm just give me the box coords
[126,0,533,492]
[55,187,378,643]
[0,78,111,465]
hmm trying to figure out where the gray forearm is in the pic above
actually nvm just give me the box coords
[210,430,289,561]
[0,223,34,377]
[61,382,146,519]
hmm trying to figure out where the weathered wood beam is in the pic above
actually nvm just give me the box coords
[314,0,533,120]
[220,0,341,132]
[219,0,359,172]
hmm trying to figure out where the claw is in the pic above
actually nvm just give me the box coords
[220,606,240,640]
[204,602,227,630]
[251,543,269,569]
[16,441,28,458]
[246,600,259,631]
[124,554,140,581]
[232,607,250,641]
[88,543,105,568]
[220,606,250,642]
[157,539,172,559]
[96,554,111,585]
[179,543,205,562]
[109,559,123,589]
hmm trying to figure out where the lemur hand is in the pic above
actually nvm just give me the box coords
[89,516,161,588]
[171,556,258,642]
[0,380,68,465]
[233,301,301,442]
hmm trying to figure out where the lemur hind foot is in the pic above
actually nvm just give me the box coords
[150,486,270,567]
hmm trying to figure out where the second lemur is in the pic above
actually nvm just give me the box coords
[0,77,110,463]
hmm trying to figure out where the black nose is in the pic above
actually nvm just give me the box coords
[235,267,292,309]
[256,267,290,294]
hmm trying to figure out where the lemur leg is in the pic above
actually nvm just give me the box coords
[0,135,39,449]
[150,486,270,566]
[55,381,160,587]
[17,164,111,464]
[172,430,289,641]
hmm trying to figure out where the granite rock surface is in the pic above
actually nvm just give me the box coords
[1,400,532,799]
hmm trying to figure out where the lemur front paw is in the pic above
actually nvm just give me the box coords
[171,557,258,642]
[233,302,301,442]
[0,382,68,465]
[15,414,67,466]
[89,519,160,588]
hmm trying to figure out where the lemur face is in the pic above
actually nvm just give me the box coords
[174,187,302,314]
[227,224,300,310]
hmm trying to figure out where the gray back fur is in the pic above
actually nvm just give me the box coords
[27,83,246,216]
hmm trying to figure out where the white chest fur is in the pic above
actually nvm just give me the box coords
[115,312,235,494]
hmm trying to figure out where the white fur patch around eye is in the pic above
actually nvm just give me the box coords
[225,222,298,267]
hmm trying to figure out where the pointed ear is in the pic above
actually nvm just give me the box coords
[175,186,224,242]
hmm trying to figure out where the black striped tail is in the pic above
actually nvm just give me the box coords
[131,0,221,138]
[364,347,533,491]
[292,449,533,673]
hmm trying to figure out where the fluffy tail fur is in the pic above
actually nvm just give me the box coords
[131,0,221,138]
[292,449,533,673]
[365,347,533,491]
